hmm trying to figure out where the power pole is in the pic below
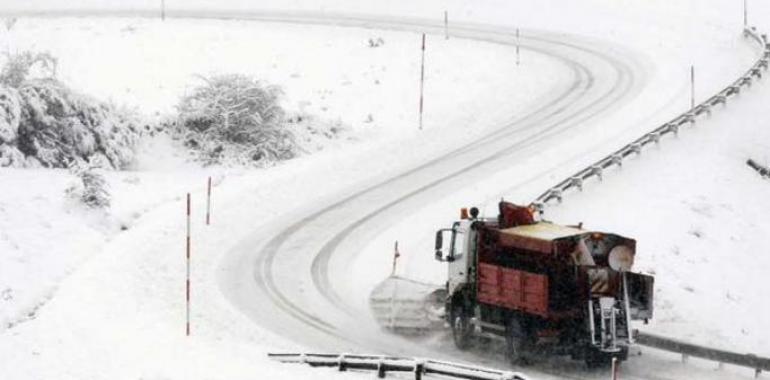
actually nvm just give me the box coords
[419,33,426,130]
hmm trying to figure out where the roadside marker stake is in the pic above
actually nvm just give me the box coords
[611,357,620,380]
[690,65,696,112]
[186,193,191,336]
[161,0,166,21]
[744,0,748,27]
[392,241,400,275]
[516,28,521,66]
[206,176,212,225]
[419,33,426,130]
[444,11,449,40]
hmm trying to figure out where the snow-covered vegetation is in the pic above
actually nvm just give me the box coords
[175,74,295,166]
[1,1,769,379]
[0,51,139,169]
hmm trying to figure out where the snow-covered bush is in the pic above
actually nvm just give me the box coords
[65,163,111,209]
[3,18,17,32]
[0,51,57,89]
[0,51,140,169]
[175,74,295,166]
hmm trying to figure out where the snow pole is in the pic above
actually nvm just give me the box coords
[161,0,166,21]
[392,241,400,275]
[611,357,620,380]
[419,33,426,130]
[744,0,748,27]
[205,176,211,226]
[444,11,449,40]
[690,65,695,111]
[186,193,191,336]
[516,28,521,66]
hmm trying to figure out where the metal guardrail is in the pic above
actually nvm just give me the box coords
[635,331,770,378]
[531,27,770,210]
[267,353,530,380]
[747,158,770,177]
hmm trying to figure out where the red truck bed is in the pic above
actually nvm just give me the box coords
[477,263,549,317]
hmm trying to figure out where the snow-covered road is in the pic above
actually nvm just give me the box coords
[213,12,764,380]
[2,4,766,380]
[213,12,659,380]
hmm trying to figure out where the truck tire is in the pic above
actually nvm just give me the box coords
[506,318,532,365]
[451,304,473,350]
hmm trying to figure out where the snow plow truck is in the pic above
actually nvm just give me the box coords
[434,201,654,366]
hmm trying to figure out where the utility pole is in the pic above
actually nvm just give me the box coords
[419,33,426,130]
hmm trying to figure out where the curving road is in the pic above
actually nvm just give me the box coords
[214,11,662,380]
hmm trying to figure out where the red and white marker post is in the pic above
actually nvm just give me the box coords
[392,241,401,275]
[419,33,426,130]
[205,176,212,226]
[185,193,191,336]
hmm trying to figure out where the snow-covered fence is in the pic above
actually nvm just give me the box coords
[634,331,770,378]
[531,27,770,211]
[267,353,530,380]
[747,158,770,178]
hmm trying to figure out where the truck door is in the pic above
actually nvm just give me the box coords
[448,220,473,295]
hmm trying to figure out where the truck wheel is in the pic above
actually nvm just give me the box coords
[451,304,472,350]
[506,319,532,365]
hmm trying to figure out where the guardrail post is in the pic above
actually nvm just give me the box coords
[648,133,660,145]
[612,154,623,167]
[571,177,583,191]
[377,358,387,378]
[414,360,425,380]
[592,166,603,181]
[338,354,347,372]
[550,189,563,203]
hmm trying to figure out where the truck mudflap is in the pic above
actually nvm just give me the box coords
[625,272,654,321]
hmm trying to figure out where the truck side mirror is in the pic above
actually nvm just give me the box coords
[434,230,444,261]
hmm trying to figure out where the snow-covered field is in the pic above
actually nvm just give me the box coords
[1,1,770,379]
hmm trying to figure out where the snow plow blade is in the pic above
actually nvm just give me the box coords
[369,276,446,334]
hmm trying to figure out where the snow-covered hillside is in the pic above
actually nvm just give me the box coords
[1,1,769,380]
